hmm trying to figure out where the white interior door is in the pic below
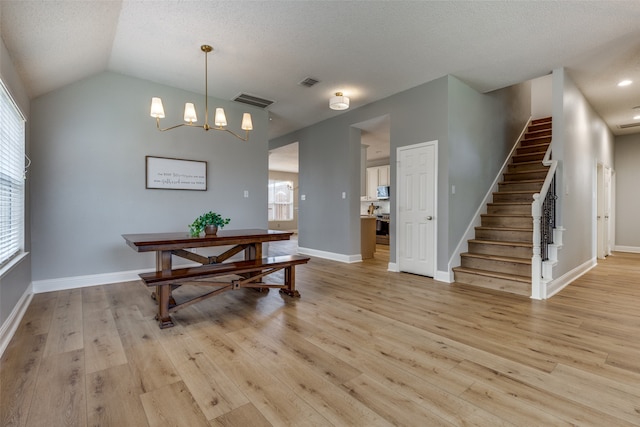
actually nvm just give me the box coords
[604,166,612,256]
[597,164,613,259]
[597,164,604,259]
[397,141,437,277]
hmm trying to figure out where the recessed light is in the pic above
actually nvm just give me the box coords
[634,115,640,120]
[618,79,632,87]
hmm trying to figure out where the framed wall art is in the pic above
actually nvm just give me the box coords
[145,156,207,191]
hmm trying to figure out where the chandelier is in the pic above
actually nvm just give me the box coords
[150,44,253,141]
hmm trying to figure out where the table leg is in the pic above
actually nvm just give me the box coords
[279,265,301,298]
[155,250,175,328]
[155,284,175,328]
[244,243,268,292]
[244,242,262,260]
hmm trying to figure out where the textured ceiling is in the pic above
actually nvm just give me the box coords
[2,0,640,144]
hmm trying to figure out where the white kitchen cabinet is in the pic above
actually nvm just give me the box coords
[365,165,390,200]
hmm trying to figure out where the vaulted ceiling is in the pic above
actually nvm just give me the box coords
[2,1,640,141]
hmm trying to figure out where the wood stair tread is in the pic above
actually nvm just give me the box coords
[501,178,544,184]
[476,225,533,231]
[461,252,531,264]
[452,266,531,283]
[493,190,537,195]
[487,202,531,205]
[481,213,531,217]
[505,168,549,174]
[468,239,533,248]
[508,160,545,166]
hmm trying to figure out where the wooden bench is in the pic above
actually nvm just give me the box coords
[138,254,310,328]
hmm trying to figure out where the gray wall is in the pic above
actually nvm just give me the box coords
[30,71,269,281]
[614,133,640,249]
[448,76,531,258]
[552,68,615,276]
[0,38,31,330]
[271,75,531,273]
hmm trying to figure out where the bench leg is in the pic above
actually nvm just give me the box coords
[279,265,301,298]
[155,284,175,328]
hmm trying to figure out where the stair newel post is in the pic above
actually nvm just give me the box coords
[531,193,543,299]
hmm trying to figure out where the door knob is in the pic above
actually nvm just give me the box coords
[426,216,433,220]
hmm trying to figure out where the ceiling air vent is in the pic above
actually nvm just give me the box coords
[618,122,640,129]
[233,93,274,109]
[299,77,320,88]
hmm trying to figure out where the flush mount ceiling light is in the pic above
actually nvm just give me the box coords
[617,79,632,87]
[150,44,253,141]
[329,92,350,110]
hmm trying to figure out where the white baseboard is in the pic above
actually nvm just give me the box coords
[614,245,640,253]
[32,268,154,294]
[546,257,597,298]
[297,247,361,263]
[0,282,33,358]
[435,270,453,283]
[388,262,398,272]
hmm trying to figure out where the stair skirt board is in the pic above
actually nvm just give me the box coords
[452,116,553,298]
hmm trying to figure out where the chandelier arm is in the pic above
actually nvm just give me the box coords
[156,119,202,132]
[213,127,250,141]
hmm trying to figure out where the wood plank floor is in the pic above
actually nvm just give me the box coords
[2,242,640,426]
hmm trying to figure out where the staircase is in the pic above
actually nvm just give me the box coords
[453,117,552,297]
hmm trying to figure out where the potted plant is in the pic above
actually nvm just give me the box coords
[189,211,231,236]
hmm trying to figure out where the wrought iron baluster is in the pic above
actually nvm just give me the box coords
[540,174,556,261]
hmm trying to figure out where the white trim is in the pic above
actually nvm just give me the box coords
[448,118,531,276]
[32,268,155,294]
[396,140,438,277]
[614,246,640,253]
[434,270,452,283]
[0,282,32,358]
[543,257,597,299]
[297,247,361,263]
[387,262,399,272]
[0,251,29,278]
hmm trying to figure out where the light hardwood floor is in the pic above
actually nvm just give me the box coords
[2,242,640,426]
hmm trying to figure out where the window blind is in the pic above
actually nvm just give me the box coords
[0,79,26,267]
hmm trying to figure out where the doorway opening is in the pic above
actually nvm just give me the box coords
[354,115,390,264]
[268,142,299,248]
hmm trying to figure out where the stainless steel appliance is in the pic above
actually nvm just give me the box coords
[376,213,390,245]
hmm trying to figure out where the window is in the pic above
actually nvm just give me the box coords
[268,179,294,221]
[0,79,26,267]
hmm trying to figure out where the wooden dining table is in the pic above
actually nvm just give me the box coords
[122,229,303,328]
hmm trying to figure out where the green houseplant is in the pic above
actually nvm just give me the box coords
[189,211,231,236]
